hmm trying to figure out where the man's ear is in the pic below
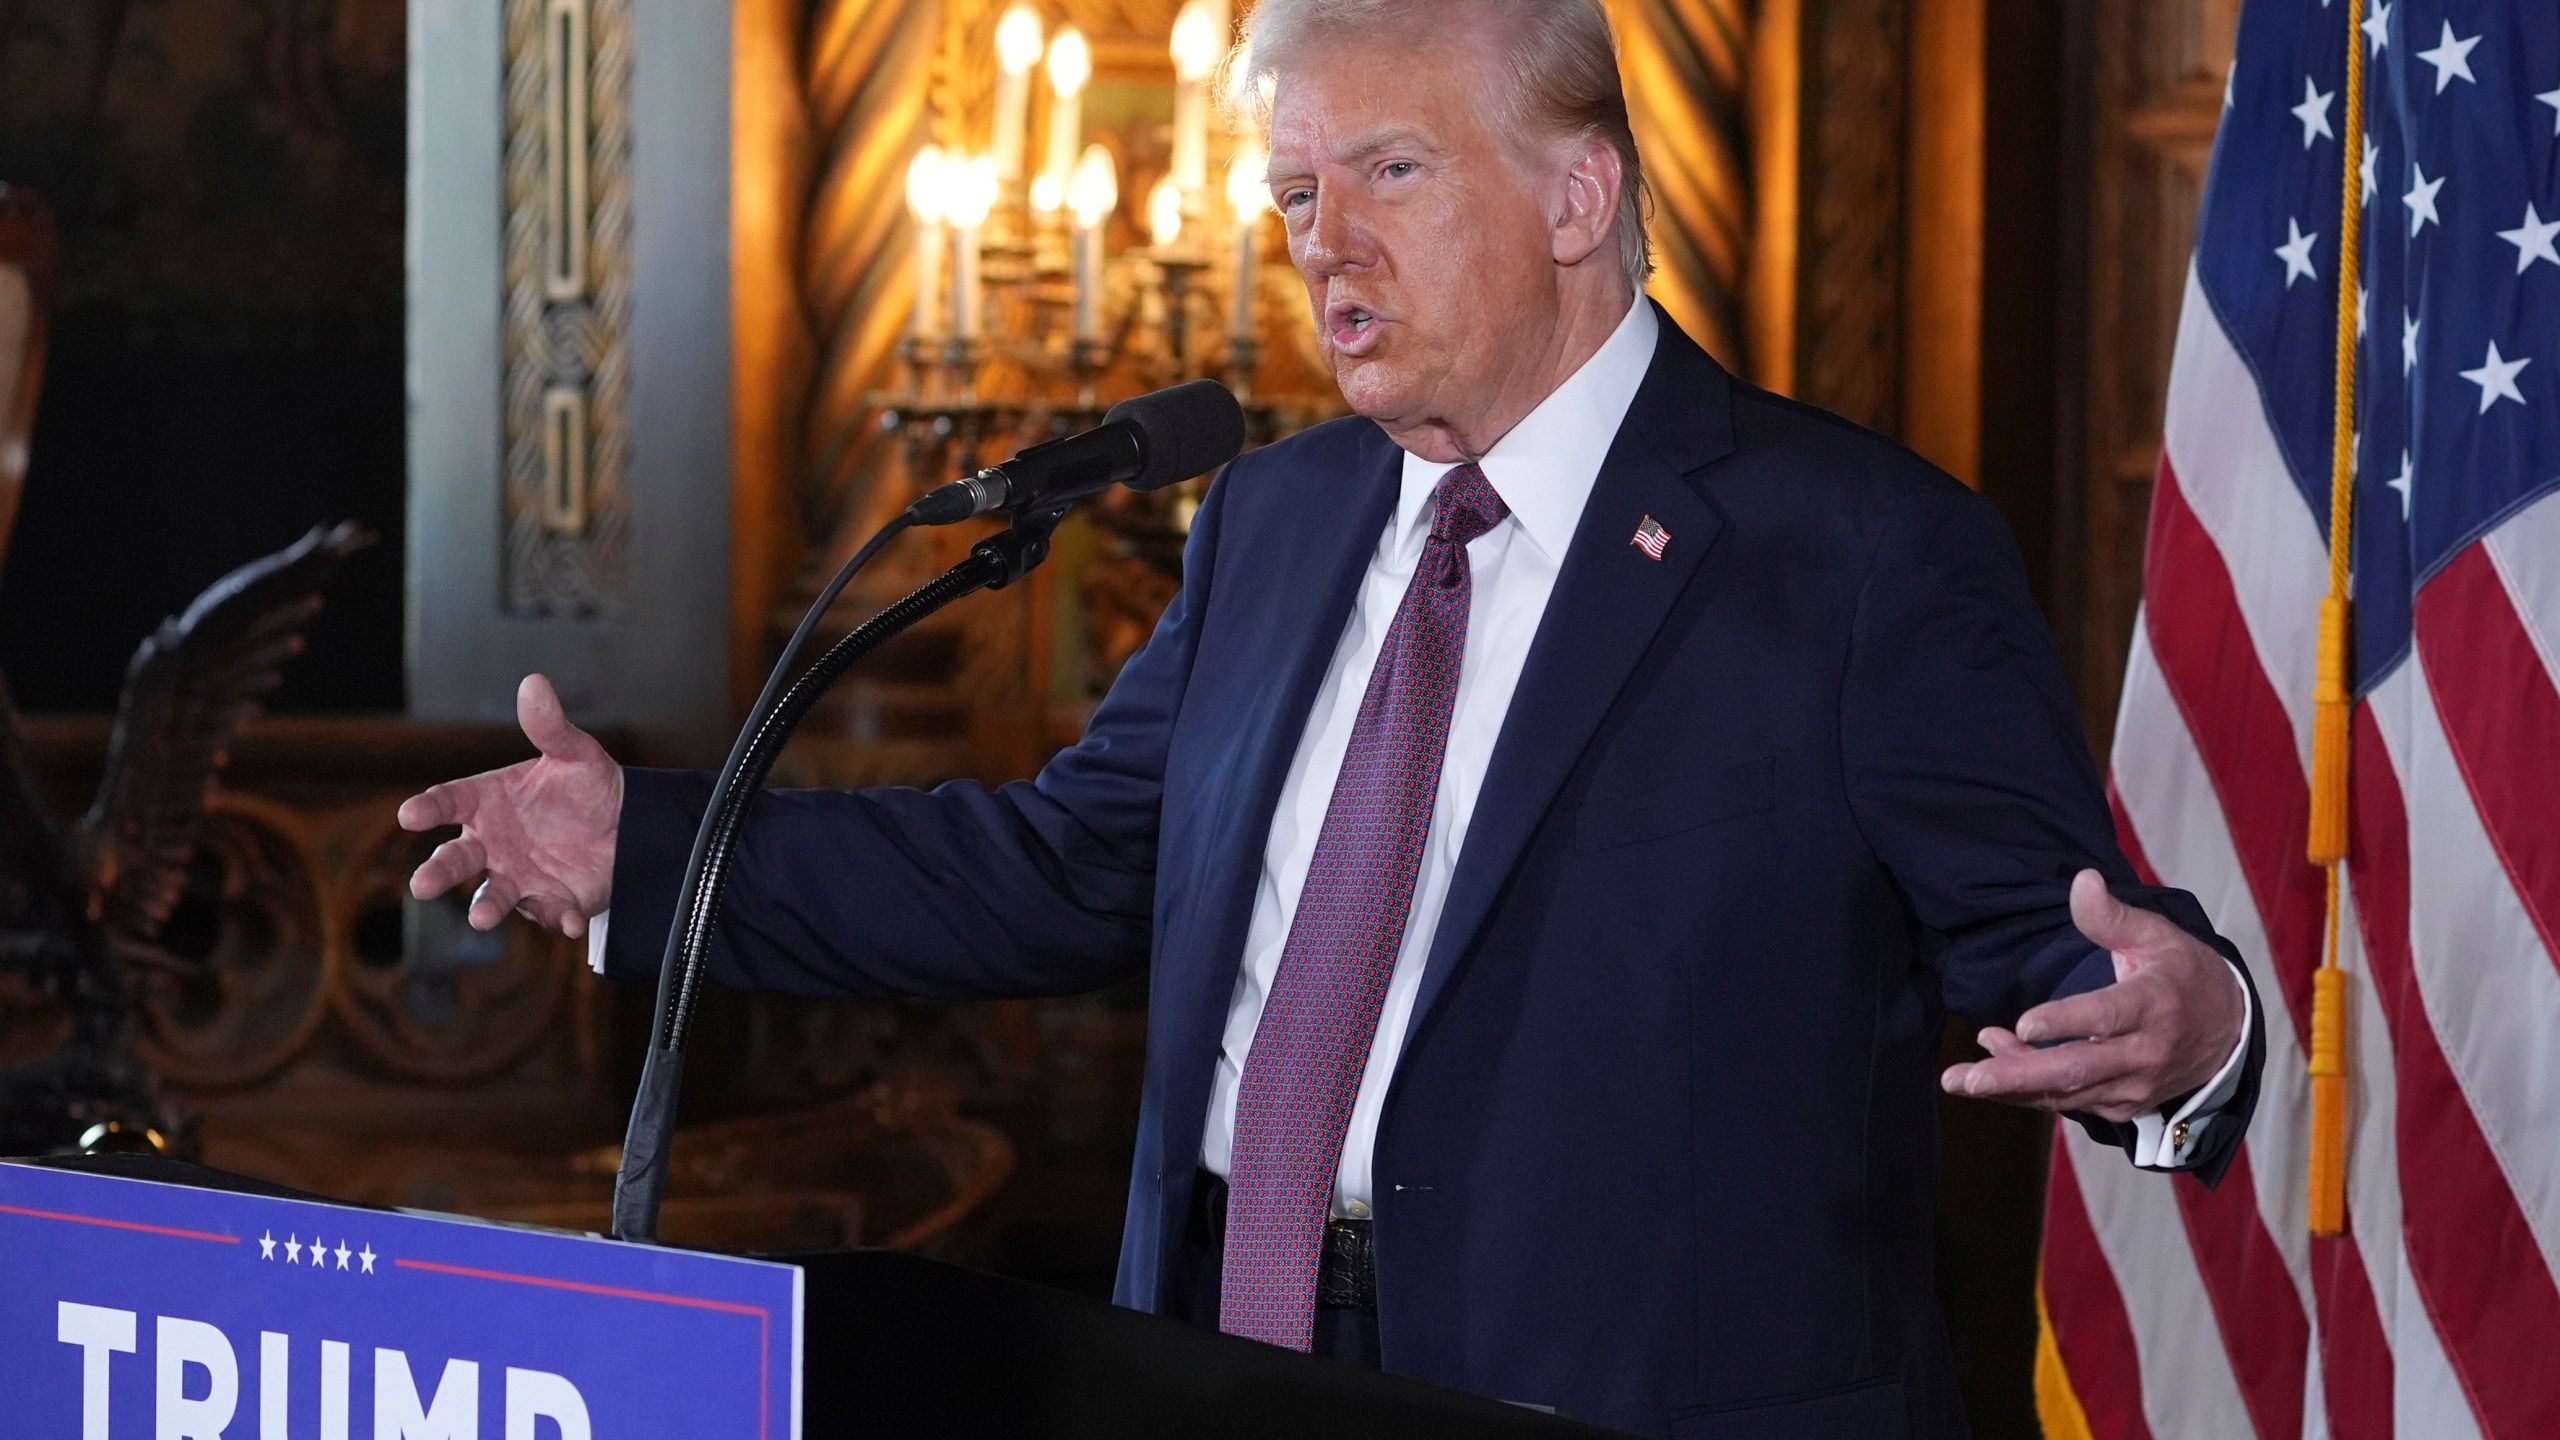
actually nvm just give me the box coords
[1551,140,1623,269]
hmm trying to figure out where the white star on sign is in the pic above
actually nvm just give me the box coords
[2416,21,2480,93]
[335,1241,352,1271]
[2360,136,2379,204]
[2357,286,2369,339]
[2460,340,2530,414]
[2293,77,2337,147]
[2405,163,2445,236]
[259,1231,276,1260]
[2402,309,2420,375]
[2542,87,2560,136]
[2498,203,2560,274]
[359,1244,377,1275]
[2387,450,2412,517]
[2277,218,2321,287]
[284,1234,302,1264]
[2363,0,2391,56]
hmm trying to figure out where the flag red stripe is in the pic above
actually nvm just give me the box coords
[2132,465,2334,1438]
[2042,1141,2160,1440]
[2314,1230,2395,1440]
[2110,786,2313,1440]
[2349,708,2560,1438]
[2411,546,2560,973]
[2141,459,2325,1043]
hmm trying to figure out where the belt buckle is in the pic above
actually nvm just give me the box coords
[1317,1217,1377,1315]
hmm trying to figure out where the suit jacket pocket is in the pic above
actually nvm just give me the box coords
[1574,754,1777,855]
[1668,1375,1908,1440]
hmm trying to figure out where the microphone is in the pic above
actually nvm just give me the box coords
[906,379,1247,526]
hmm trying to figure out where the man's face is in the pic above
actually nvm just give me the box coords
[1264,30,1569,453]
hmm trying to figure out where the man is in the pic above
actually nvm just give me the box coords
[401,2,2260,1434]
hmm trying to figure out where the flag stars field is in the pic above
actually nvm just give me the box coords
[2362,0,2390,56]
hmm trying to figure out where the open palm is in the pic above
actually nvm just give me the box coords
[398,674,622,937]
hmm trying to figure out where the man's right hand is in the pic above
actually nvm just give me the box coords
[399,673,622,938]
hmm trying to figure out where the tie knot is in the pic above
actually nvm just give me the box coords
[1430,463,1508,548]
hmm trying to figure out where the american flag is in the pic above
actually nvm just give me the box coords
[1630,515,1670,560]
[2035,2,2560,1438]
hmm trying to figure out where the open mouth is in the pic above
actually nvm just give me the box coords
[1327,300,1384,354]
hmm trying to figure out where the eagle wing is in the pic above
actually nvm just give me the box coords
[75,522,373,943]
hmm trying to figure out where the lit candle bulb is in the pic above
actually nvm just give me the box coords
[1066,144,1119,342]
[1226,141,1269,340]
[945,154,999,341]
[1168,1,1224,197]
[1040,28,1091,205]
[991,6,1045,183]
[905,145,949,340]
[1148,178,1183,250]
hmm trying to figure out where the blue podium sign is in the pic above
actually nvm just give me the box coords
[0,1161,801,1438]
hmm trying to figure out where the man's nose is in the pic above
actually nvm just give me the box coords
[1297,192,1376,274]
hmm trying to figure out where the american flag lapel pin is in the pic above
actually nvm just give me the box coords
[1631,515,1671,561]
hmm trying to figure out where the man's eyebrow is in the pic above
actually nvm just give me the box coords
[1269,125,1448,177]
[1335,126,1444,164]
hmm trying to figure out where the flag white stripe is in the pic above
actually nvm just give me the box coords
[2392,1243,2487,1440]
[2480,489,2560,695]
[2374,652,2560,1276]
[2061,1129,2261,1439]
[2159,264,2333,774]
[2115,624,2316,1305]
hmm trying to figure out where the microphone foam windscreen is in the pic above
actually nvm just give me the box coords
[1108,379,1249,492]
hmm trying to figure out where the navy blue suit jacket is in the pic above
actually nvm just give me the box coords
[604,309,2264,1439]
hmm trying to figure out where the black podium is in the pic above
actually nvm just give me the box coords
[22,1154,1627,1438]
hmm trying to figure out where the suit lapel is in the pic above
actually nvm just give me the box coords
[1401,310,1740,1047]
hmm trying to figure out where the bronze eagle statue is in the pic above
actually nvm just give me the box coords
[0,522,371,1156]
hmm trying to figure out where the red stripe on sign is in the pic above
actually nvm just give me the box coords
[2041,1140,2159,1440]
[2349,709,2560,1439]
[0,1201,240,1245]
[2141,459,2324,1046]
[2413,545,2560,974]
[2313,1229,2395,1440]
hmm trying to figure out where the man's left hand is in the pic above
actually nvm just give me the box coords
[1940,869,2247,1123]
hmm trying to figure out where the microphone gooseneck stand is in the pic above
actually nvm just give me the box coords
[611,515,1061,1243]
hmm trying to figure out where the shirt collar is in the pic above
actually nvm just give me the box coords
[1393,297,1660,562]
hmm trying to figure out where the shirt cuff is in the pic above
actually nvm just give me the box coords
[2130,956,2253,1170]
[586,911,610,975]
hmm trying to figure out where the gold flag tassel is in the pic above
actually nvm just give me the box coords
[2305,0,2364,1240]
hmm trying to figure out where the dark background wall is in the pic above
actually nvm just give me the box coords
[0,0,407,712]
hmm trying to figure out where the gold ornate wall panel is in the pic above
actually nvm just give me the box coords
[502,0,634,616]
[797,0,942,562]
[1794,0,1908,431]
[1610,0,1752,369]
[2072,0,2235,747]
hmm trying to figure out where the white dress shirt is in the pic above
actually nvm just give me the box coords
[599,298,2247,1190]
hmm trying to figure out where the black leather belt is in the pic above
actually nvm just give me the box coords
[1196,1171,1377,1316]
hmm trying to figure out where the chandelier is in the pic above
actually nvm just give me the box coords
[878,1,1339,508]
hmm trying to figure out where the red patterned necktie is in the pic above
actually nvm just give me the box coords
[1219,462,1510,1350]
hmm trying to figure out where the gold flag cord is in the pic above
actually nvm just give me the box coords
[2306,0,2364,1240]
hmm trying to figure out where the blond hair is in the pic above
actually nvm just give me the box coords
[1228,0,1654,292]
